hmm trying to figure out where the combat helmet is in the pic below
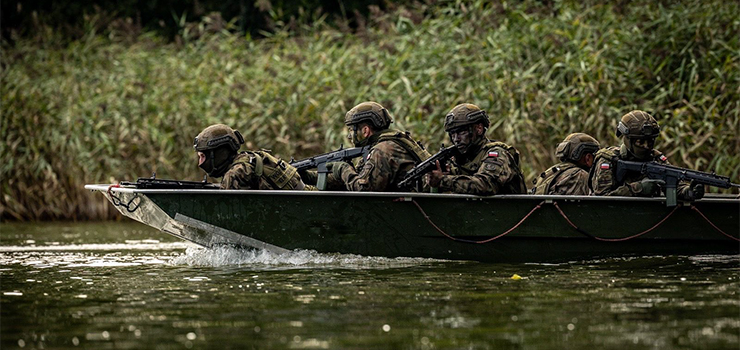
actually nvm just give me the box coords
[616,110,660,139]
[444,103,490,132]
[194,124,244,152]
[344,102,393,130]
[555,133,600,162]
[194,124,245,177]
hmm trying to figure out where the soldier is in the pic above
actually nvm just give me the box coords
[428,103,527,195]
[589,110,703,199]
[194,124,313,190]
[530,133,600,195]
[328,101,430,191]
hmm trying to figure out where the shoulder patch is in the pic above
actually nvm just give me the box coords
[600,163,611,170]
[659,155,667,162]
[488,150,499,158]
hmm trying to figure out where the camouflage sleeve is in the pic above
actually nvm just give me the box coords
[299,169,318,186]
[438,146,513,195]
[549,168,591,195]
[339,142,405,192]
[221,162,259,190]
[339,147,391,191]
[590,162,634,196]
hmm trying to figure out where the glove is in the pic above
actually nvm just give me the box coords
[326,162,352,180]
[633,178,665,196]
[680,180,705,201]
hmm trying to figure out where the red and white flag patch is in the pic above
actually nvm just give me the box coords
[659,155,667,162]
[600,163,610,170]
[488,151,499,158]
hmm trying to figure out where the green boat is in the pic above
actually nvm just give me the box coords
[85,184,740,263]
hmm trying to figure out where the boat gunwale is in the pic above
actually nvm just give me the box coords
[84,184,740,204]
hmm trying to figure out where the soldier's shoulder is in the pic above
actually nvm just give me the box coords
[488,141,522,158]
[375,139,407,154]
[486,140,516,150]
[594,146,619,159]
[365,141,397,162]
[559,165,589,179]
[480,146,511,163]
[232,152,252,163]
[225,154,254,174]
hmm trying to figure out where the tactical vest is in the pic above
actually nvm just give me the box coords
[357,129,431,170]
[531,162,579,195]
[233,151,301,190]
[457,141,527,194]
[376,129,431,162]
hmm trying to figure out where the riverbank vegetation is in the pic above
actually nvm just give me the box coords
[2,0,739,220]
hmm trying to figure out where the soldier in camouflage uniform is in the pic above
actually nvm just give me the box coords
[428,103,527,195]
[530,133,600,195]
[194,124,314,190]
[328,102,431,191]
[589,110,703,200]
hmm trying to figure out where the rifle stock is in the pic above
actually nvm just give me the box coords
[615,159,738,206]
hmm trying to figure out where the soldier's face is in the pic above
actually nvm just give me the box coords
[626,137,655,160]
[584,153,595,168]
[197,152,207,166]
[449,127,474,154]
[347,124,371,147]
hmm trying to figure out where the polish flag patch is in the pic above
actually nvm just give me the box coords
[488,151,499,158]
[659,155,667,161]
[600,163,611,170]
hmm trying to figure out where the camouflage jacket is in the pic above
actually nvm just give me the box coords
[338,129,430,191]
[222,151,315,190]
[439,139,527,195]
[531,162,590,195]
[589,145,689,197]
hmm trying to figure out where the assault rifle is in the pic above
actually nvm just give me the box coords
[290,145,369,190]
[120,174,219,189]
[615,159,740,207]
[397,145,457,191]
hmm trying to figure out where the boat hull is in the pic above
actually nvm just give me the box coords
[85,185,740,263]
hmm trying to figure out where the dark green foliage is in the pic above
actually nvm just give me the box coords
[2,0,738,220]
[1,0,392,42]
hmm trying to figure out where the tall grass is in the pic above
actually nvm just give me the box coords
[2,0,738,220]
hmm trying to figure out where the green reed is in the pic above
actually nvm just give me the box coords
[2,0,738,220]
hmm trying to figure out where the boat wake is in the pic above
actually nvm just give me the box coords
[169,245,453,269]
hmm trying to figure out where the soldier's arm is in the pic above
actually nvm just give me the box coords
[339,147,394,192]
[221,162,259,190]
[438,147,512,195]
[299,169,318,185]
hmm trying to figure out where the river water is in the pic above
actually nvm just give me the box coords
[0,222,738,349]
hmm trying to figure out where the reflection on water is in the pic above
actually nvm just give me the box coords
[0,222,738,349]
